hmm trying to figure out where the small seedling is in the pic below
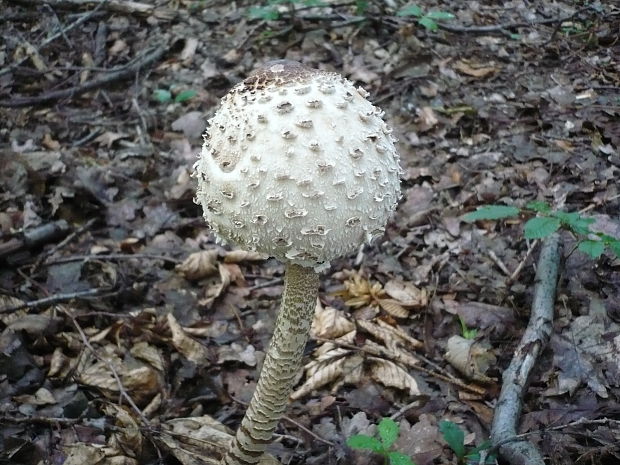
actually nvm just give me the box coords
[463,201,620,259]
[439,420,495,464]
[396,5,455,31]
[152,88,197,104]
[347,417,416,465]
[458,316,478,340]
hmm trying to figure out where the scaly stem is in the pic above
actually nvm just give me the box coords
[222,264,320,465]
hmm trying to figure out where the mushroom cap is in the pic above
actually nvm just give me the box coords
[194,60,401,271]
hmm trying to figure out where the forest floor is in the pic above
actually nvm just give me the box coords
[1,1,619,464]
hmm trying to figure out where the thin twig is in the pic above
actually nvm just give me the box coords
[436,6,599,34]
[0,45,167,107]
[313,336,487,395]
[31,218,96,273]
[60,306,149,425]
[281,415,335,447]
[0,287,115,313]
[0,0,109,77]
[506,240,539,286]
[44,253,181,266]
[491,234,561,465]
[488,249,511,276]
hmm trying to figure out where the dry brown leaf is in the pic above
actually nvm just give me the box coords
[159,416,279,465]
[217,343,257,366]
[377,298,409,318]
[130,341,165,372]
[311,301,355,339]
[375,319,424,349]
[105,404,142,457]
[167,313,210,365]
[416,106,439,132]
[369,357,421,395]
[176,250,219,280]
[384,279,429,308]
[444,335,497,383]
[454,60,499,78]
[61,444,106,465]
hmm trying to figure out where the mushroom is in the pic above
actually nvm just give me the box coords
[194,60,401,465]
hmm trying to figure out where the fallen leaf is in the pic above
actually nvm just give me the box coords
[454,60,499,77]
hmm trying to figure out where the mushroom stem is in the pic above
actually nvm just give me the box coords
[222,264,320,465]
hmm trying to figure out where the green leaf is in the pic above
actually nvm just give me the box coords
[552,211,594,235]
[509,33,521,40]
[526,201,551,213]
[523,217,561,239]
[248,6,280,20]
[346,434,384,453]
[439,421,466,459]
[418,16,438,31]
[462,205,520,222]
[388,451,416,465]
[424,10,455,20]
[459,316,477,339]
[175,89,198,103]
[397,5,423,17]
[608,240,620,258]
[153,89,172,103]
[378,417,399,449]
[355,0,369,14]
[578,240,605,258]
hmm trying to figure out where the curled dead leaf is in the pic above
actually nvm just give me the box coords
[444,335,496,384]
[369,357,421,396]
[176,250,219,280]
[105,404,142,457]
[167,313,210,365]
[454,60,499,78]
[384,279,429,308]
[377,298,409,318]
[311,300,355,339]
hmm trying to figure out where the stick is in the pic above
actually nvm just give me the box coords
[436,6,599,34]
[5,0,177,20]
[0,287,115,313]
[0,1,108,78]
[0,45,167,107]
[491,234,560,465]
[43,253,181,266]
[31,218,96,273]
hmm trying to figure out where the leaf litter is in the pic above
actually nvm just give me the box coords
[1,0,619,464]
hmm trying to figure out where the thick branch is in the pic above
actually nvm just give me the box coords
[491,234,561,465]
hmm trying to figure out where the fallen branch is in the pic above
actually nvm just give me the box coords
[0,220,70,261]
[6,0,177,20]
[0,287,115,313]
[491,234,561,465]
[44,252,182,266]
[0,45,167,107]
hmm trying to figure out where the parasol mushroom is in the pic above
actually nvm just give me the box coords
[194,60,401,465]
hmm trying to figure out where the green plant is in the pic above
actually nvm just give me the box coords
[458,316,477,339]
[439,420,495,465]
[347,417,416,465]
[463,201,620,259]
[396,5,454,31]
[152,88,197,104]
